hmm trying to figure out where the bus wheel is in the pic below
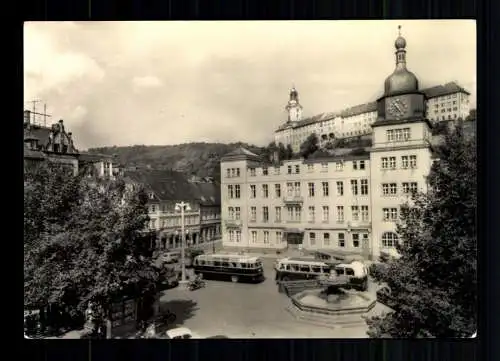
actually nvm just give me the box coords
[231,275,239,283]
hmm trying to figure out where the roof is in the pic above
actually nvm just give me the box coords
[197,254,260,263]
[24,148,47,160]
[422,81,471,98]
[78,152,113,162]
[24,125,52,148]
[279,258,329,266]
[221,147,262,162]
[275,82,470,132]
[124,169,220,204]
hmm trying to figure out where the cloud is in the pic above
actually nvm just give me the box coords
[132,75,163,89]
[23,21,476,149]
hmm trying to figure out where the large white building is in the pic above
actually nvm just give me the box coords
[275,81,471,154]
[221,26,453,259]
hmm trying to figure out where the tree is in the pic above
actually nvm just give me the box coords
[24,163,160,329]
[285,144,294,160]
[299,133,319,159]
[367,122,476,338]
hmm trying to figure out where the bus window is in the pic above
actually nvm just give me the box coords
[214,261,221,267]
[336,268,345,276]
[231,262,238,268]
[291,264,299,272]
[278,263,285,270]
[285,264,290,271]
[241,263,247,269]
[346,268,355,276]
[311,266,322,273]
[299,265,310,272]
[222,262,229,267]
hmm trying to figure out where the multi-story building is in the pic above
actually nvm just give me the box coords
[23,109,113,177]
[275,84,470,153]
[124,170,221,250]
[222,26,452,259]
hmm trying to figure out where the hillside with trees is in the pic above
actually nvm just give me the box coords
[88,142,266,181]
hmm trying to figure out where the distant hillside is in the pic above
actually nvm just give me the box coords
[88,142,265,181]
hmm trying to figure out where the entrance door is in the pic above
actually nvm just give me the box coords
[286,232,303,249]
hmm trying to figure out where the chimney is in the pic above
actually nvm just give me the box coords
[24,110,31,125]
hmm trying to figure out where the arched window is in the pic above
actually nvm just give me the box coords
[381,232,398,248]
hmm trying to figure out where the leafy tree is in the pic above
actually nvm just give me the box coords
[285,144,294,160]
[299,133,319,159]
[367,122,476,338]
[24,163,160,328]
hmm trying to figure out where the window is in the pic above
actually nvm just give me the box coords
[402,182,410,194]
[351,180,359,195]
[307,164,314,172]
[351,206,359,221]
[275,184,281,198]
[323,233,330,246]
[228,207,234,219]
[409,155,417,168]
[276,231,282,243]
[150,219,156,229]
[250,185,256,198]
[359,160,365,170]
[263,231,269,244]
[336,161,344,171]
[235,185,240,198]
[235,230,241,243]
[275,207,282,222]
[360,179,368,195]
[274,166,280,175]
[309,232,316,246]
[383,207,398,221]
[322,206,329,222]
[389,157,396,169]
[251,231,257,243]
[229,230,235,242]
[294,206,301,221]
[308,182,315,197]
[287,165,292,174]
[338,233,345,247]
[336,181,344,196]
[410,182,418,194]
[235,207,241,220]
[250,207,256,222]
[402,128,411,140]
[382,232,398,248]
[262,184,269,198]
[294,182,301,196]
[322,182,329,196]
[249,168,256,176]
[295,165,300,174]
[352,233,360,248]
[227,185,234,198]
[381,157,389,169]
[402,155,409,168]
[321,162,328,172]
[262,167,268,176]
[308,206,315,223]
[387,129,394,142]
[151,205,156,212]
[361,205,369,222]
[353,161,358,170]
[336,206,344,222]
[263,207,269,222]
[389,183,397,195]
[286,182,293,196]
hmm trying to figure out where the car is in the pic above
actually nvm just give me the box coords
[165,327,202,339]
[205,335,230,339]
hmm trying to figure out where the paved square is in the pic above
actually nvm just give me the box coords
[159,258,371,338]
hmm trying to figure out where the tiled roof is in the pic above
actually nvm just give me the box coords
[25,126,52,148]
[224,147,259,158]
[124,170,220,205]
[276,82,470,132]
[422,81,471,98]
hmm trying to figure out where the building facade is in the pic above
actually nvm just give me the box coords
[124,170,221,250]
[221,26,450,259]
[23,110,113,177]
[275,84,470,154]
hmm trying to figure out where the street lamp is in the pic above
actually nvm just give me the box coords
[175,202,191,288]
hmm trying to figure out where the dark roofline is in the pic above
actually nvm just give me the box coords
[372,117,434,129]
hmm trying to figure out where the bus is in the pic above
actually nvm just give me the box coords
[193,254,264,283]
[274,257,369,291]
[313,249,365,264]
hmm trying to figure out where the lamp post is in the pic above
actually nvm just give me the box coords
[175,202,191,288]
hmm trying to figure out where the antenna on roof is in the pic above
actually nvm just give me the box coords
[25,100,52,126]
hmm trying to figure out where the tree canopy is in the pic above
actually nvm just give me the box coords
[367,122,477,338]
[299,133,319,159]
[24,163,160,320]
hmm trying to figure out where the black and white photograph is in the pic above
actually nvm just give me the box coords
[24,20,476,339]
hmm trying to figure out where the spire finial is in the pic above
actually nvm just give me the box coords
[398,25,402,36]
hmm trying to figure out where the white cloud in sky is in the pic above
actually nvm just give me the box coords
[23,20,476,150]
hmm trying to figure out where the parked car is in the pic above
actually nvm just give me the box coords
[165,327,202,339]
[160,251,181,264]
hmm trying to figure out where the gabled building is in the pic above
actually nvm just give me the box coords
[23,110,113,177]
[124,169,221,250]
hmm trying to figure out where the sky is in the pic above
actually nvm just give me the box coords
[24,20,476,150]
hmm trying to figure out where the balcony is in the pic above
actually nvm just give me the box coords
[283,195,304,204]
[224,219,243,228]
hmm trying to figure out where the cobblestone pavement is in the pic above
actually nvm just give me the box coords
[158,258,372,338]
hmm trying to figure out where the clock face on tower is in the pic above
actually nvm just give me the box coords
[388,97,409,118]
